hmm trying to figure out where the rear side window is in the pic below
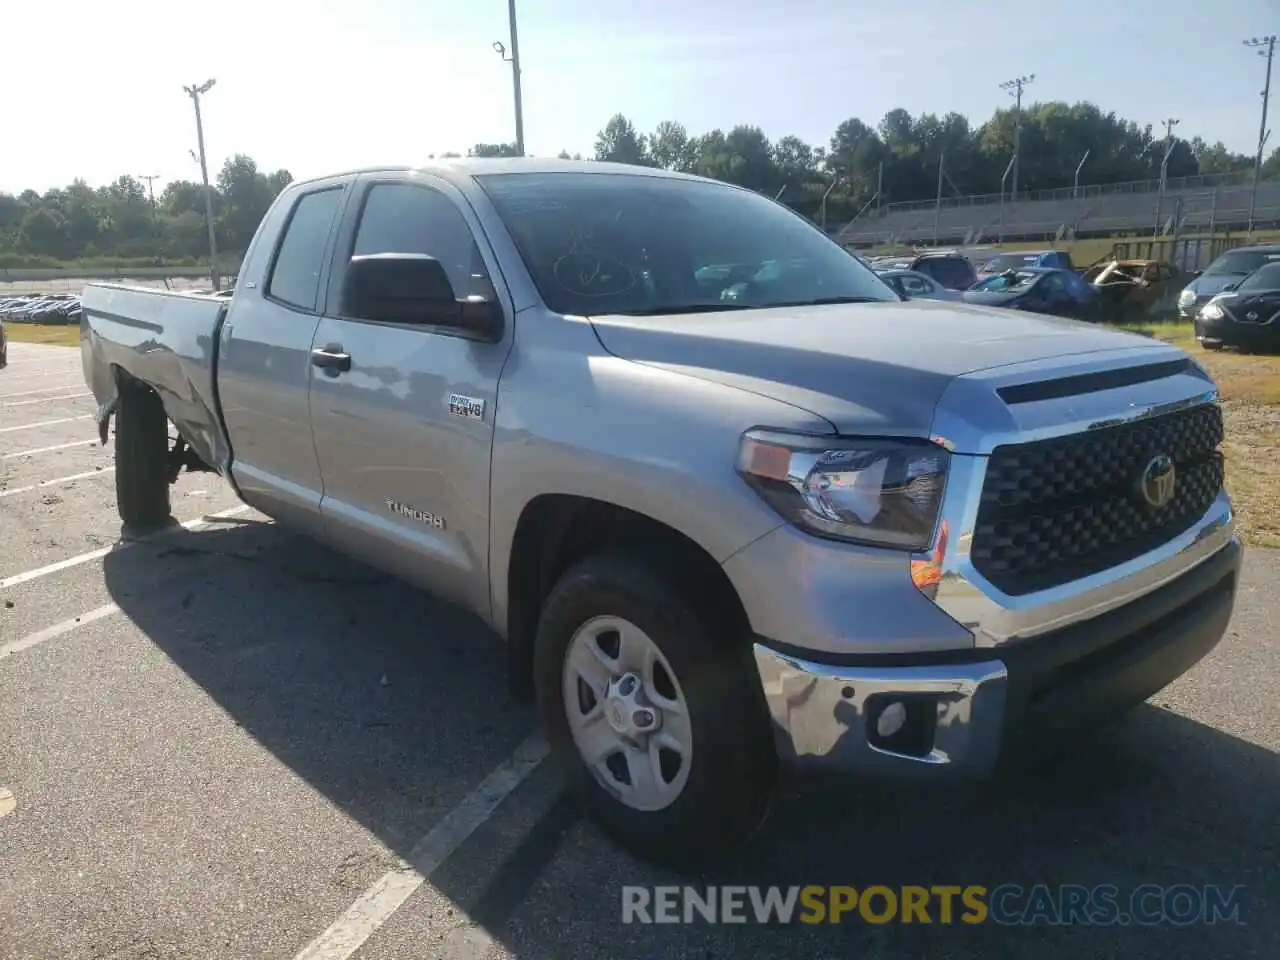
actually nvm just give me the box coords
[267,188,344,311]
[351,183,490,298]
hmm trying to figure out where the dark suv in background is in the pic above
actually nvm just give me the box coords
[1178,244,1280,319]
[872,251,977,290]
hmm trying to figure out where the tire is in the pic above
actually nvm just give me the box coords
[114,374,172,531]
[1201,341,1224,351]
[533,552,777,870]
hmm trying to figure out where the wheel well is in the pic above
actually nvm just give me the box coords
[504,494,751,700]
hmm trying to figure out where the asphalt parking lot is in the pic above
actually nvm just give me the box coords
[1,339,1277,960]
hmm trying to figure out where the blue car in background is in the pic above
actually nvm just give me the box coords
[975,249,1076,279]
[1177,244,1280,319]
[962,267,1103,322]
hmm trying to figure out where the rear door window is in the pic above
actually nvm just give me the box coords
[267,188,345,312]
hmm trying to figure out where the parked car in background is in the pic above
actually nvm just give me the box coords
[868,251,976,290]
[874,268,960,301]
[1178,244,1280,319]
[0,294,82,324]
[962,267,1102,322]
[975,249,1075,279]
[1194,260,1280,352]
[1083,259,1184,321]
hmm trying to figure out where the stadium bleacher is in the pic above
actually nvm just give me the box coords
[839,171,1280,248]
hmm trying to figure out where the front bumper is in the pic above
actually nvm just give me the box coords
[753,535,1241,776]
[1195,312,1280,349]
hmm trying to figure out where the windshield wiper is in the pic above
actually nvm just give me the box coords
[767,296,884,307]
[615,303,753,316]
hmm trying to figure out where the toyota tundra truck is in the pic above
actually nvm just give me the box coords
[80,159,1241,868]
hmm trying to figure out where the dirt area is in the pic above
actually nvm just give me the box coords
[5,324,79,347]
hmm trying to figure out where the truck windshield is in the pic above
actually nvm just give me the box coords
[476,172,897,317]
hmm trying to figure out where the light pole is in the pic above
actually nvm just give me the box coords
[138,173,160,240]
[492,0,525,156]
[1244,35,1276,232]
[999,74,1035,202]
[184,78,220,291]
[997,154,1015,242]
[1154,118,1180,237]
[1073,149,1090,233]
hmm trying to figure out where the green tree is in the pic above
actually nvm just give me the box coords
[595,114,651,165]
[649,121,696,172]
[217,155,273,252]
[19,207,69,259]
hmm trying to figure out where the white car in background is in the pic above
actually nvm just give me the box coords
[874,268,962,301]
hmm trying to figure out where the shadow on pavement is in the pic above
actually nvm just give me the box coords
[492,704,1277,960]
[104,519,1278,959]
[102,516,536,864]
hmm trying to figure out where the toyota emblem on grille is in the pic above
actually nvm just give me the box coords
[1138,454,1176,510]
[1246,311,1259,320]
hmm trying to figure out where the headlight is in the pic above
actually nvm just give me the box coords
[1200,301,1225,320]
[1178,288,1196,306]
[736,430,950,550]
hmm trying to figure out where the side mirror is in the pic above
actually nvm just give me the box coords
[340,253,504,341]
[1220,282,1238,292]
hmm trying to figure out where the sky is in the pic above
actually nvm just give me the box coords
[3,0,1277,194]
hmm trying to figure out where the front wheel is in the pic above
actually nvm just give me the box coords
[533,553,777,869]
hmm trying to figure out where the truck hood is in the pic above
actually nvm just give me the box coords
[588,299,1164,438]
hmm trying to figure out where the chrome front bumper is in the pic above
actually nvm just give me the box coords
[753,531,1242,777]
[752,649,1008,776]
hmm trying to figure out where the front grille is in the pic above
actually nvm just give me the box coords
[970,403,1224,596]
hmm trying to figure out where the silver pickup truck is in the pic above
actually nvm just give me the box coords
[81,159,1241,868]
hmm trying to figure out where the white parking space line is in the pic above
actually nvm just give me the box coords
[0,370,82,384]
[0,603,120,660]
[0,415,93,435]
[0,467,114,500]
[0,504,252,590]
[0,382,85,400]
[292,734,550,960]
[0,392,91,407]
[2,439,97,460]
[0,366,82,379]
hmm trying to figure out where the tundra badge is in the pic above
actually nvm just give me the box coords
[448,393,485,421]
[384,498,445,530]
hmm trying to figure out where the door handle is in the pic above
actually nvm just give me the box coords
[311,345,352,373]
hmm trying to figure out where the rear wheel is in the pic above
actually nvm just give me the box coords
[114,374,172,531]
[1200,341,1224,351]
[533,553,776,869]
